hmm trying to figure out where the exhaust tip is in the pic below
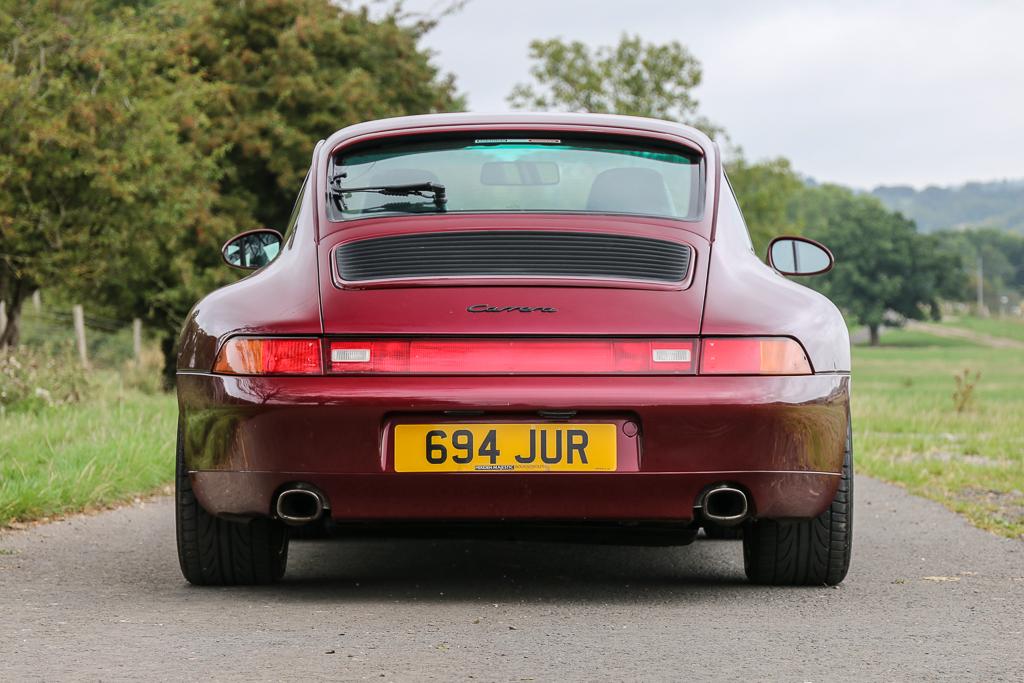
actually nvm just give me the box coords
[276,488,325,525]
[701,486,749,527]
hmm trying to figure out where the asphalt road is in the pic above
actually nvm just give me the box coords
[2,476,1022,682]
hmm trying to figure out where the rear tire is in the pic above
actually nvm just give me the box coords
[175,422,288,585]
[742,423,853,586]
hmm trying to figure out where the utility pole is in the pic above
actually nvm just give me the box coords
[976,255,984,315]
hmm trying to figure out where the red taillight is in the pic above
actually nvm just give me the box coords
[699,337,811,375]
[209,337,809,376]
[328,339,695,375]
[213,337,322,375]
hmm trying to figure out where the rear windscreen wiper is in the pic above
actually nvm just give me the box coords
[328,179,447,212]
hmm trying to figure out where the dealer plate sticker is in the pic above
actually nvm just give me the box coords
[393,424,617,472]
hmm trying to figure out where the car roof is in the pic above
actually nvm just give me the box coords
[322,112,716,155]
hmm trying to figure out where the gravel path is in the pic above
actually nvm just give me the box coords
[905,320,1024,349]
[2,476,1022,681]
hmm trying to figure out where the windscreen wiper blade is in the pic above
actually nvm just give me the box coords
[329,180,447,211]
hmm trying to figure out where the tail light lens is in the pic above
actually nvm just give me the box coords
[213,337,322,375]
[328,339,695,374]
[699,337,811,375]
[210,336,810,376]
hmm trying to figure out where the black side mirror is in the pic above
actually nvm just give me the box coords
[221,229,283,270]
[767,236,834,276]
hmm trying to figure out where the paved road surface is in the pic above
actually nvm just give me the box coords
[2,476,1022,681]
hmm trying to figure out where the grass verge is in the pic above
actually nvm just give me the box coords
[0,374,176,526]
[853,328,1024,538]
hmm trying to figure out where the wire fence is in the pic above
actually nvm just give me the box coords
[3,295,146,371]
[1,294,167,413]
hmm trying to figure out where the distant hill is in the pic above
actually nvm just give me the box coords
[871,179,1024,234]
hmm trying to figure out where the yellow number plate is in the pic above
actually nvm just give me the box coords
[394,424,617,472]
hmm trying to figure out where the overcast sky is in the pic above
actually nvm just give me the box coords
[402,0,1024,189]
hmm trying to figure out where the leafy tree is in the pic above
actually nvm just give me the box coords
[131,0,463,384]
[2,0,463,386]
[0,0,221,349]
[506,33,813,250]
[186,0,464,232]
[508,33,720,137]
[504,32,975,337]
[800,185,965,344]
[933,227,1024,310]
[726,156,806,254]
[504,32,972,338]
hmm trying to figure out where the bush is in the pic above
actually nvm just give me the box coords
[0,345,91,414]
[117,344,166,396]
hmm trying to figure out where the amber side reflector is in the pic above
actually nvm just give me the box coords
[699,337,812,375]
[213,337,322,375]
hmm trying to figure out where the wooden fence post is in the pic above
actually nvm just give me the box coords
[72,304,90,369]
[132,318,143,365]
[32,290,41,312]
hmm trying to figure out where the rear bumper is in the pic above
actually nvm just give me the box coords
[177,373,849,523]
[191,470,839,522]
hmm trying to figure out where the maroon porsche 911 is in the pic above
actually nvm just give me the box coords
[175,113,852,586]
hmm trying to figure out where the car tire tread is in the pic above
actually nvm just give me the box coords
[175,422,288,586]
[743,421,853,586]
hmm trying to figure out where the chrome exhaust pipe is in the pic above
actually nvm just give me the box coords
[701,486,749,527]
[275,488,325,526]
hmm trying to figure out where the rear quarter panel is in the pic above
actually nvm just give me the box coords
[176,179,322,372]
[702,185,851,373]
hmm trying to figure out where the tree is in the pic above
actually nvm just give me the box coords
[503,32,971,338]
[508,33,720,137]
[1,0,464,383]
[0,1,221,349]
[933,228,1024,311]
[726,156,806,255]
[186,0,464,233]
[800,185,965,345]
[506,34,816,252]
[132,0,463,384]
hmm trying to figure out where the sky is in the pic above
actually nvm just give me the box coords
[401,0,1024,189]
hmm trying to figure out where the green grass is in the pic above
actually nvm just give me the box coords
[941,315,1024,343]
[853,328,1024,538]
[0,375,176,525]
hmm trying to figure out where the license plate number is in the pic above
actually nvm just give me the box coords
[393,424,617,472]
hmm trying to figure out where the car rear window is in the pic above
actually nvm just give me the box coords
[327,136,703,221]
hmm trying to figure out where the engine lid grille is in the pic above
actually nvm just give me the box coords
[336,231,691,284]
